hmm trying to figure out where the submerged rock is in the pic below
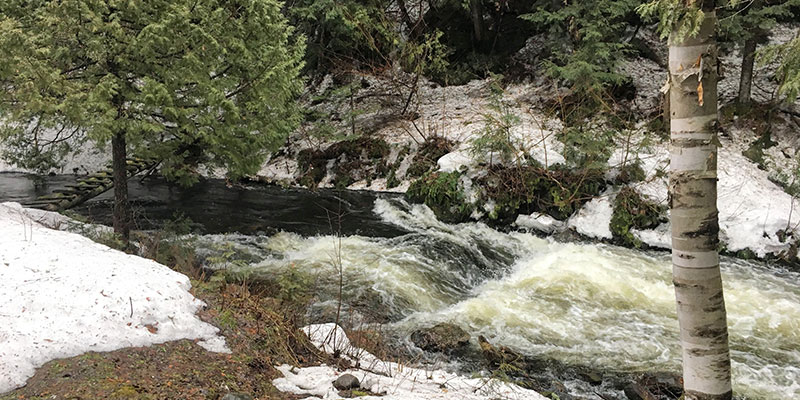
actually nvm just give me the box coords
[410,323,470,353]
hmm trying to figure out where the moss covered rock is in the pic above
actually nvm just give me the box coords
[610,187,666,248]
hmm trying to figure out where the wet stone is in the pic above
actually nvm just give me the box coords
[410,323,470,353]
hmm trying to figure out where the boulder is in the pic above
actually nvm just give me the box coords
[333,373,360,391]
[410,323,470,353]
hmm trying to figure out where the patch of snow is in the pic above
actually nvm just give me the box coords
[717,149,800,257]
[629,137,800,257]
[515,212,563,234]
[437,150,473,173]
[0,202,229,393]
[632,222,671,250]
[256,156,298,184]
[272,323,547,400]
[460,174,481,204]
[568,190,615,240]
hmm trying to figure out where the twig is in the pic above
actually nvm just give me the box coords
[129,297,133,318]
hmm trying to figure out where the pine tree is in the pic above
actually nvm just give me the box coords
[718,0,800,105]
[0,0,305,241]
[761,34,800,103]
[521,0,642,93]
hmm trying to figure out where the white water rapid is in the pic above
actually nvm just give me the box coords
[193,198,800,399]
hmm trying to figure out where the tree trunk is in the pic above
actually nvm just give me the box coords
[397,0,416,35]
[111,131,131,242]
[738,37,757,105]
[668,8,732,400]
[470,0,485,46]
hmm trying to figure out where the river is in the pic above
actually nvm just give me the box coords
[2,172,798,400]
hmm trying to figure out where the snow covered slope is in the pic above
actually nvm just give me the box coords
[0,202,229,393]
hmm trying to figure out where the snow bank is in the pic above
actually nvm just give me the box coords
[628,141,800,257]
[717,149,800,257]
[567,190,615,240]
[0,202,229,394]
[273,323,547,400]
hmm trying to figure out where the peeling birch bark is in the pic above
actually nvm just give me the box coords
[668,9,733,400]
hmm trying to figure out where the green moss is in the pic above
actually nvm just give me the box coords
[736,248,757,260]
[218,309,237,331]
[610,187,666,248]
[406,171,473,223]
[386,167,400,189]
[742,128,777,171]
[742,142,767,170]
[479,165,606,223]
[111,385,140,399]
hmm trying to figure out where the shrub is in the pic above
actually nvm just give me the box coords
[610,187,666,247]
[406,171,473,222]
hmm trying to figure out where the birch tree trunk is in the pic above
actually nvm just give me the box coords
[668,8,733,400]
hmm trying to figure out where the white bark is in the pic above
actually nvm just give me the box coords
[668,10,733,400]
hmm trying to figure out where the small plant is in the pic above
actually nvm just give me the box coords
[615,161,647,185]
[469,75,522,166]
[610,187,666,247]
[277,263,315,309]
[559,126,615,170]
[406,171,473,223]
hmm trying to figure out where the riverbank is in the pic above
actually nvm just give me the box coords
[0,202,555,400]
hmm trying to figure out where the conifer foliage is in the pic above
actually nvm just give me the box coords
[0,0,305,239]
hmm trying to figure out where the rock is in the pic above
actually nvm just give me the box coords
[638,372,683,399]
[579,371,603,386]
[624,372,683,400]
[623,383,656,400]
[221,393,253,400]
[477,335,525,370]
[410,323,470,353]
[333,373,360,391]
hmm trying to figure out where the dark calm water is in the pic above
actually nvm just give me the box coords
[0,172,406,237]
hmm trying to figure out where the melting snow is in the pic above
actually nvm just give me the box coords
[273,323,547,400]
[0,202,229,394]
[568,190,615,240]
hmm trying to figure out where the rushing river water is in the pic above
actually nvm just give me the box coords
[2,173,799,399]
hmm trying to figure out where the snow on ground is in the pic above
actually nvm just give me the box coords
[515,212,563,233]
[0,202,229,394]
[619,138,800,257]
[567,189,615,240]
[273,323,547,400]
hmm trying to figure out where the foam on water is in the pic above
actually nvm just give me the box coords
[196,198,800,399]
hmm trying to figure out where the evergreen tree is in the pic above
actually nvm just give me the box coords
[521,0,643,93]
[718,0,800,105]
[761,34,800,103]
[0,0,305,241]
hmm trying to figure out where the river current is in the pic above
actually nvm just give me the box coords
[2,173,798,399]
